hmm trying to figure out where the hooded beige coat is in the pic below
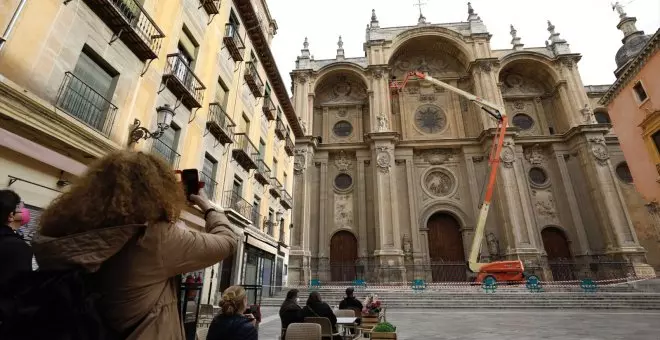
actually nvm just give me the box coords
[32,210,238,340]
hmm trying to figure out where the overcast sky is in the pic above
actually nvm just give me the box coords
[267,0,659,96]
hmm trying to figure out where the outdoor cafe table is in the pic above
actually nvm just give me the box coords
[336,317,358,338]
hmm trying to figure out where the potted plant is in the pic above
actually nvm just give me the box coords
[361,294,382,328]
[371,322,397,339]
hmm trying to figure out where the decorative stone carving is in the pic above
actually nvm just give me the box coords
[395,159,406,165]
[580,104,594,124]
[371,68,383,79]
[414,104,447,134]
[433,86,445,93]
[337,109,348,118]
[524,144,546,166]
[587,136,609,166]
[334,150,351,172]
[514,101,525,110]
[406,86,420,94]
[472,156,485,163]
[417,149,457,165]
[424,169,455,197]
[535,199,557,218]
[561,58,574,70]
[500,141,516,168]
[334,193,354,229]
[376,113,389,132]
[376,146,392,173]
[315,74,368,105]
[419,94,436,102]
[402,233,412,258]
[294,149,308,175]
[501,72,543,96]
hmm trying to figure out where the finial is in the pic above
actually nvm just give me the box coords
[510,24,524,50]
[371,9,377,21]
[510,25,517,39]
[467,2,480,21]
[612,1,627,18]
[303,37,309,49]
[337,35,343,49]
[547,20,555,34]
[468,2,474,14]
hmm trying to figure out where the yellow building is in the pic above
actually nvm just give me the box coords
[0,0,300,305]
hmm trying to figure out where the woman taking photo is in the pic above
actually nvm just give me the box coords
[207,285,258,340]
[32,151,239,340]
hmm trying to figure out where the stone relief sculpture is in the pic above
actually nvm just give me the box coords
[524,144,546,165]
[500,141,516,168]
[581,104,595,124]
[377,113,389,132]
[588,136,610,166]
[376,146,392,173]
[334,194,354,229]
[294,149,308,175]
[425,170,454,197]
[334,150,352,172]
[416,149,457,165]
[402,233,412,258]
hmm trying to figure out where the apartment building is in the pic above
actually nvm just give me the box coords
[0,0,300,305]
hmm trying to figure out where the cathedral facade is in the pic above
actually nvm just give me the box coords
[288,5,659,284]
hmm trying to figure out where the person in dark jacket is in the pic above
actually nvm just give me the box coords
[207,285,258,340]
[301,291,341,339]
[0,190,33,284]
[279,289,303,337]
[338,287,363,311]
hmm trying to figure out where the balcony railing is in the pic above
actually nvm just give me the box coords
[284,134,294,157]
[269,176,282,198]
[223,24,244,62]
[244,61,264,98]
[151,138,180,168]
[55,72,118,137]
[281,189,293,210]
[207,103,234,145]
[275,118,287,140]
[199,0,220,15]
[261,96,276,121]
[254,158,271,185]
[82,0,164,60]
[163,54,206,109]
[200,171,218,201]
[232,133,258,171]
[224,191,253,220]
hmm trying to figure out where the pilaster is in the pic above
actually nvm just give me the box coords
[356,150,370,258]
[468,59,503,130]
[368,65,392,132]
[290,136,317,283]
[316,152,329,258]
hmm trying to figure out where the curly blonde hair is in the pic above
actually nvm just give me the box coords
[39,151,185,237]
[220,285,247,316]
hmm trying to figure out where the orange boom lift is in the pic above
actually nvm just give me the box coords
[390,71,525,283]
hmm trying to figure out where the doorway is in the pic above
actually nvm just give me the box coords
[427,213,467,281]
[329,231,358,282]
[541,226,575,281]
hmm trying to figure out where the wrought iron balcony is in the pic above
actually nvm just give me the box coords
[223,190,252,220]
[269,176,282,198]
[284,134,294,156]
[206,103,234,145]
[55,72,118,137]
[199,0,220,15]
[275,118,286,140]
[281,189,293,210]
[223,23,244,62]
[82,0,164,60]
[254,158,271,185]
[261,96,276,121]
[244,62,264,98]
[151,138,180,168]
[200,171,218,201]
[232,133,258,171]
[163,54,206,109]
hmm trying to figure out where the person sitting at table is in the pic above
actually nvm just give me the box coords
[279,289,304,338]
[207,286,258,340]
[301,291,341,340]
[338,287,362,333]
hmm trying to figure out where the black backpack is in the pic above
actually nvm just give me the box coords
[0,268,125,340]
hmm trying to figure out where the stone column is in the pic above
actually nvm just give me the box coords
[470,59,504,130]
[317,152,329,259]
[368,66,392,131]
[356,150,370,259]
[571,128,654,277]
[293,73,311,132]
[290,137,317,284]
[366,131,404,282]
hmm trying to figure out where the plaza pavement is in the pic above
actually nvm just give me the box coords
[257,306,660,339]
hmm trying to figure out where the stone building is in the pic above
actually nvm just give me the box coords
[288,4,657,284]
[0,0,299,304]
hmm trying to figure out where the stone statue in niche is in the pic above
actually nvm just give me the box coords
[581,104,594,124]
[402,233,412,257]
[425,170,454,197]
[377,113,389,132]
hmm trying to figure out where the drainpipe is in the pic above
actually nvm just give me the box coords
[0,0,28,52]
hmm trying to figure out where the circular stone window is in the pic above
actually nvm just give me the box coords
[424,169,455,197]
[512,114,534,130]
[334,173,353,190]
[414,104,447,134]
[333,121,353,137]
[529,167,548,186]
[615,162,633,184]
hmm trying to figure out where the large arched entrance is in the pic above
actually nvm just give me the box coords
[541,226,575,281]
[427,213,467,281]
[329,230,358,282]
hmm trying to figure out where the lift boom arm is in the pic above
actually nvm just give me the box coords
[391,71,508,273]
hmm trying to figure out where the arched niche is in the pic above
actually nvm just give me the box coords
[498,57,568,136]
[388,35,474,139]
[313,70,369,144]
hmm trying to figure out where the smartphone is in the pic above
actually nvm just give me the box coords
[180,169,201,198]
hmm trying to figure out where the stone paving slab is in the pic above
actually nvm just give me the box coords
[257,307,660,339]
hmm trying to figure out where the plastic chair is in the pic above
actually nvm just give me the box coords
[286,323,322,340]
[352,279,367,289]
[196,327,209,340]
[482,276,497,293]
[304,317,341,340]
[525,275,543,293]
[310,279,321,291]
[580,278,598,293]
[411,279,426,292]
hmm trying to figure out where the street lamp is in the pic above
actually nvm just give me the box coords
[129,104,176,144]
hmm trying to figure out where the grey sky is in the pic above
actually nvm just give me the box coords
[268,0,659,96]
